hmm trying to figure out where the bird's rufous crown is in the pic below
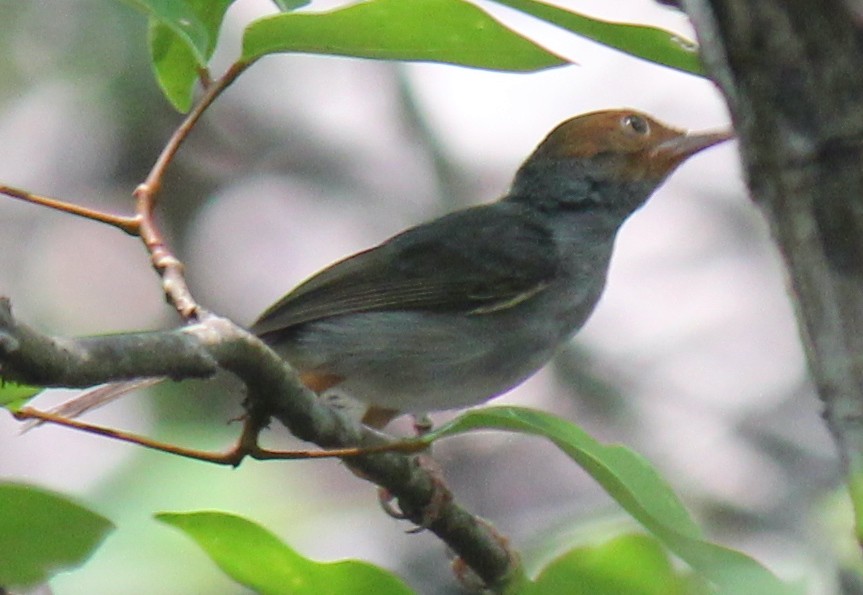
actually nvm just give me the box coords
[532,109,732,182]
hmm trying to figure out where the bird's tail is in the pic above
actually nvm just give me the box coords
[22,378,163,431]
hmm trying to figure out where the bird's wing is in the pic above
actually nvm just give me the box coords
[250,203,558,335]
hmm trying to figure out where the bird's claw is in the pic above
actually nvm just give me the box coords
[376,454,451,532]
[377,487,408,520]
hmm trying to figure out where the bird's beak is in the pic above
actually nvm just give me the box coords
[650,128,735,172]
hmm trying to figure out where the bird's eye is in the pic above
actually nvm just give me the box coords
[623,114,649,135]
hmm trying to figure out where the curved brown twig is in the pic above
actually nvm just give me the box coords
[0,61,251,321]
[0,184,139,234]
[133,61,250,320]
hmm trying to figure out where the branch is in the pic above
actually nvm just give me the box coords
[683,0,863,540]
[0,298,518,589]
[0,185,139,234]
[134,61,250,320]
[0,299,218,386]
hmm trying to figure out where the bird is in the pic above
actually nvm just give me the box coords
[248,109,732,428]
[37,109,731,431]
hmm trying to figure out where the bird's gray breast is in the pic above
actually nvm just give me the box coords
[277,243,613,413]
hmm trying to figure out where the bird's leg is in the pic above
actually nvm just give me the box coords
[366,413,449,531]
[299,371,344,394]
[364,408,443,523]
[361,405,401,429]
[376,413,439,523]
[377,453,452,532]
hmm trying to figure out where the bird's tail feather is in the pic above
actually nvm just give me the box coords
[21,378,164,432]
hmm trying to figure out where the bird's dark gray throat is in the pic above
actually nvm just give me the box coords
[508,157,661,220]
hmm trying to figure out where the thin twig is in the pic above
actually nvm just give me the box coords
[14,406,427,462]
[133,60,251,320]
[0,184,140,234]
[136,60,250,201]
[0,61,252,321]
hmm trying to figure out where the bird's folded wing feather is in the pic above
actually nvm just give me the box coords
[250,203,558,335]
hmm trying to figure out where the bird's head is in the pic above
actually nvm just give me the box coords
[509,109,732,217]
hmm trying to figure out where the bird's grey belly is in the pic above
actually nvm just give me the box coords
[274,298,593,413]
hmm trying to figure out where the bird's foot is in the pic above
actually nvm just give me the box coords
[377,453,451,532]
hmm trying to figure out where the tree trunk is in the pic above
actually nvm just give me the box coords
[683,0,863,541]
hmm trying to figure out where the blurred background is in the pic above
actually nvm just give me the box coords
[0,0,851,593]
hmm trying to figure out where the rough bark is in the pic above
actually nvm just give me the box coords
[683,0,863,537]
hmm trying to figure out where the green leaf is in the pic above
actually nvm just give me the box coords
[427,407,800,595]
[242,0,567,71]
[847,471,863,546]
[0,482,113,587]
[429,407,700,537]
[148,20,201,112]
[122,0,214,63]
[156,511,413,595]
[122,0,234,111]
[0,380,42,410]
[490,0,704,76]
[272,0,311,10]
[528,533,706,595]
